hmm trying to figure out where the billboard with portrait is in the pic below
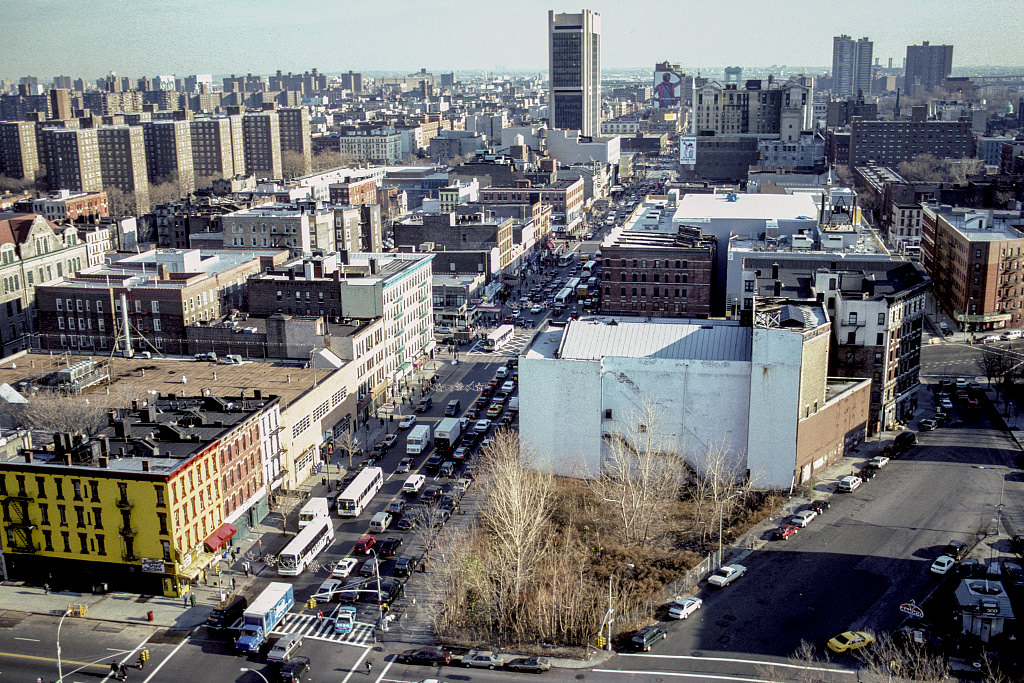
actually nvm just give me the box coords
[653,67,682,109]
[679,137,697,165]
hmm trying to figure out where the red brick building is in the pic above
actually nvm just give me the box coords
[328,175,377,206]
[600,226,717,318]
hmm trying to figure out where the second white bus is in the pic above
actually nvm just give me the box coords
[336,466,384,517]
[581,260,597,278]
[278,516,334,576]
[484,324,515,352]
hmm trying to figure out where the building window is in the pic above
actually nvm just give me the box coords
[96,534,105,555]
[39,503,49,525]
[157,512,168,535]
[61,531,71,552]
[156,487,166,507]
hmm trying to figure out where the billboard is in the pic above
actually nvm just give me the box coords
[653,66,682,109]
[679,137,697,165]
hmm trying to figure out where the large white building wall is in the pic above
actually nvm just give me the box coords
[599,357,750,476]
[746,327,804,489]
[519,356,603,476]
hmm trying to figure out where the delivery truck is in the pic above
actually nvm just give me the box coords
[235,582,294,653]
[434,417,463,454]
[406,424,432,455]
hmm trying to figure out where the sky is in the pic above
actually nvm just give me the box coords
[3,0,1023,80]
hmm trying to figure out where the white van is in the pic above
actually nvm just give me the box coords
[402,474,425,495]
[837,475,862,493]
[369,511,393,533]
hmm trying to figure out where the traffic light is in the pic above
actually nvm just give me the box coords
[596,635,606,648]
[140,649,150,662]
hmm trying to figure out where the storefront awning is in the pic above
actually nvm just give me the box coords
[203,523,236,553]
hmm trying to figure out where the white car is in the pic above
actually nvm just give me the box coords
[330,558,359,579]
[869,456,890,468]
[667,596,703,619]
[939,398,953,411]
[930,555,956,575]
[531,305,543,314]
[398,416,416,429]
[1003,330,1022,340]
[473,419,492,433]
[789,509,817,528]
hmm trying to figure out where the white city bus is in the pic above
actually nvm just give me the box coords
[557,253,575,267]
[581,260,597,278]
[336,466,384,517]
[483,324,515,352]
[278,516,335,576]
[554,287,573,306]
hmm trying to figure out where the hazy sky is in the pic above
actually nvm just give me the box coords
[3,0,1022,80]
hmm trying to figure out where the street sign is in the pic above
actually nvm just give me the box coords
[899,599,924,619]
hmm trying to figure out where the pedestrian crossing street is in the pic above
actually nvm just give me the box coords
[272,612,376,647]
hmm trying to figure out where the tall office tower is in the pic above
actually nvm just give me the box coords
[41,127,102,192]
[0,121,40,180]
[242,111,282,179]
[143,120,195,191]
[48,88,72,120]
[278,107,312,176]
[97,126,151,212]
[905,41,953,95]
[548,9,601,137]
[832,35,873,98]
[53,76,72,90]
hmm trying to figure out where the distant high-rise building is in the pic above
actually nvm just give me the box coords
[0,121,40,181]
[190,117,241,180]
[41,127,102,193]
[242,111,282,179]
[142,119,195,190]
[278,108,312,176]
[832,35,873,98]
[340,71,363,94]
[97,125,150,212]
[53,76,72,90]
[48,88,72,120]
[548,9,601,137]
[905,41,953,95]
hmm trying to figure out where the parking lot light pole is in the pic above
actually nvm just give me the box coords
[606,562,634,651]
[239,667,270,683]
[369,548,384,624]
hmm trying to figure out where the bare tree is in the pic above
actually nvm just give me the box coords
[311,150,354,173]
[3,390,110,436]
[756,640,831,683]
[105,187,138,217]
[590,399,686,548]
[281,151,310,180]
[977,347,1013,390]
[685,439,749,543]
[855,633,949,682]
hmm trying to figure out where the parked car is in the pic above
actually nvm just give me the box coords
[919,419,937,431]
[631,625,668,651]
[330,558,359,579]
[397,647,453,666]
[930,555,956,575]
[837,475,862,493]
[379,433,398,450]
[943,540,969,561]
[807,499,830,515]
[462,650,503,669]
[707,564,746,587]
[957,558,981,577]
[827,631,875,654]
[789,510,817,528]
[666,596,703,619]
[939,398,954,411]
[869,455,890,469]
[857,466,877,481]
[505,656,551,673]
[772,524,799,540]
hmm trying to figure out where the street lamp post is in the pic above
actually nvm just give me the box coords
[239,667,270,683]
[605,562,634,651]
[56,608,72,683]
[368,548,384,625]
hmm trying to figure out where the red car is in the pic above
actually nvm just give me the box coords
[772,524,798,540]
[354,534,376,553]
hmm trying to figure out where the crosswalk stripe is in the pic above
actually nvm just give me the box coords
[271,612,376,647]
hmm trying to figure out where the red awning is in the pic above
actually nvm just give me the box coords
[203,523,237,552]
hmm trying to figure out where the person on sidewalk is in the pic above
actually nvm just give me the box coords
[182,592,188,608]
[190,592,196,608]
[365,660,373,675]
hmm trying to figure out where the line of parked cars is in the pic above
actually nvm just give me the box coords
[394,647,551,673]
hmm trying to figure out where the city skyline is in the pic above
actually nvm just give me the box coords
[2,0,1023,80]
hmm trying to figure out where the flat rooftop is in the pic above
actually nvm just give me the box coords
[525,316,751,362]
[0,352,335,411]
[675,192,820,221]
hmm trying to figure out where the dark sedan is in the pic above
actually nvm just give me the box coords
[505,657,551,673]
[397,646,453,666]
[807,499,830,515]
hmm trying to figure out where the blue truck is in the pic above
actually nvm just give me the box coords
[235,582,294,653]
